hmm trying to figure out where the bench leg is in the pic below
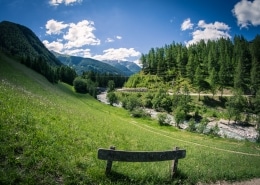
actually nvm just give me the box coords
[105,146,115,175]
[171,147,179,178]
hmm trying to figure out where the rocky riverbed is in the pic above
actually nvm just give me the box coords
[97,92,259,142]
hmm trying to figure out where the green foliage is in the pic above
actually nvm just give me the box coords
[107,80,115,92]
[73,77,97,97]
[107,91,118,106]
[208,123,220,136]
[197,118,209,134]
[152,88,172,112]
[58,65,77,85]
[141,92,153,108]
[73,77,88,93]
[172,85,192,116]
[121,94,141,111]
[130,107,150,118]
[225,90,247,123]
[136,35,260,96]
[174,107,186,127]
[157,113,171,126]
[187,118,196,132]
[82,71,127,88]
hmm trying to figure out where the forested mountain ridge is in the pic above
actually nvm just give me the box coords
[102,60,141,76]
[52,51,126,76]
[0,21,61,66]
[126,35,260,95]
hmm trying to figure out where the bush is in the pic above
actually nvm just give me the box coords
[187,118,196,132]
[157,113,171,126]
[130,108,150,118]
[174,106,186,127]
[73,77,87,93]
[73,77,97,97]
[197,118,208,133]
[208,123,220,136]
[123,94,141,111]
[107,92,118,106]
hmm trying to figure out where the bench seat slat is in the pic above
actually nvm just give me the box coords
[98,149,186,162]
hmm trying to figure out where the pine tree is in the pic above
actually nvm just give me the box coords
[250,35,260,95]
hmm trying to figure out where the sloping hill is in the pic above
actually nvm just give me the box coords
[0,21,61,66]
[0,53,260,184]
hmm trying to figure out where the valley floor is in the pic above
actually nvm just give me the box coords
[97,91,259,142]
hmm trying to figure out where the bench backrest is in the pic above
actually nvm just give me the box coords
[98,148,186,162]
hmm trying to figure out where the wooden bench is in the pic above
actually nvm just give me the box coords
[98,146,186,178]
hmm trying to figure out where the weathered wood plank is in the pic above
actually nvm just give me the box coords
[98,148,186,162]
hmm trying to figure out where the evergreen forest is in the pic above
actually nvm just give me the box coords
[128,35,260,96]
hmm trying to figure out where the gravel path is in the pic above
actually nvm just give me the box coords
[197,178,260,185]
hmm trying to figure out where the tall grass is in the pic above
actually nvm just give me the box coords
[1,54,260,184]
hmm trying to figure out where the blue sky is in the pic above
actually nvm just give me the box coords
[0,0,260,64]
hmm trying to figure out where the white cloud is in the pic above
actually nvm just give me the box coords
[44,19,100,57]
[43,40,64,52]
[63,48,91,58]
[105,38,114,43]
[232,0,260,28]
[197,20,230,30]
[49,0,82,6]
[43,20,140,62]
[45,19,68,35]
[181,18,194,31]
[184,20,231,46]
[93,48,141,61]
[63,20,100,48]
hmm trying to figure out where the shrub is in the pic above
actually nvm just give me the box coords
[197,118,209,134]
[157,113,171,126]
[107,92,118,106]
[123,94,141,111]
[73,77,87,93]
[208,123,220,136]
[174,106,186,127]
[130,108,150,118]
[187,118,196,132]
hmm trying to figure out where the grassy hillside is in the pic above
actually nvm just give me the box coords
[0,53,260,184]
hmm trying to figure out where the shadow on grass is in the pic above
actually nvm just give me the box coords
[106,169,188,185]
[202,96,227,108]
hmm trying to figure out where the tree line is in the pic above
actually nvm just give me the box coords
[20,56,128,98]
[140,35,260,95]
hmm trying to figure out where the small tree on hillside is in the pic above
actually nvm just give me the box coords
[107,80,115,92]
[107,92,118,106]
[73,77,87,93]
[174,106,185,127]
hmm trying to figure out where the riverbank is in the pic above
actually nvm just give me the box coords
[97,92,259,142]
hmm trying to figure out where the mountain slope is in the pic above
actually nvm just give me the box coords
[102,60,141,76]
[53,51,126,75]
[0,21,61,66]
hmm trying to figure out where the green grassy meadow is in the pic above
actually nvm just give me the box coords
[1,53,260,184]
